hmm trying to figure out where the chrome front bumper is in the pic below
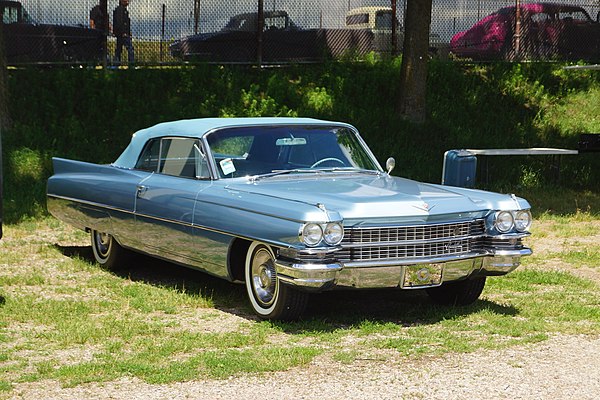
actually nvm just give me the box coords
[275,247,532,290]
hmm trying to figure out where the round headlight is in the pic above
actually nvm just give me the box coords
[323,223,344,245]
[515,210,532,232]
[495,211,514,233]
[301,223,323,247]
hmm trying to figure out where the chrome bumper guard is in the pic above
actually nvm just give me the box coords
[275,247,532,290]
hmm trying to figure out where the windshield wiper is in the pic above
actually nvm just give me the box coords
[250,168,380,181]
[319,167,381,175]
[250,169,322,181]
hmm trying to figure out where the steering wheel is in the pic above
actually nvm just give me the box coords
[310,157,345,168]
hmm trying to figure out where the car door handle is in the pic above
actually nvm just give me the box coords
[136,185,148,198]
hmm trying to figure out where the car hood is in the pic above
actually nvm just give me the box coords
[225,174,526,222]
[450,31,467,47]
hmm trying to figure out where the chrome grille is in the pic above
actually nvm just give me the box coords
[339,220,485,262]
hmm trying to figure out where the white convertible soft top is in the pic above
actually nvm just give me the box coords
[112,117,352,169]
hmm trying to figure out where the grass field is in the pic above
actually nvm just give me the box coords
[0,210,598,394]
[2,59,600,395]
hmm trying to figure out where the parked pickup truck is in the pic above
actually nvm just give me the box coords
[1,0,103,63]
[346,6,449,58]
[170,10,377,63]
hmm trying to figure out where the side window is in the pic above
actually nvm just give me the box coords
[346,13,369,26]
[135,137,210,179]
[375,11,394,29]
[2,6,20,24]
[135,139,161,172]
[159,138,198,178]
[264,16,286,30]
[531,13,550,23]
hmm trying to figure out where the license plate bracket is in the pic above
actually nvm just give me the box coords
[402,264,443,288]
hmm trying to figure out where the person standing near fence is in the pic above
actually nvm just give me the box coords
[90,0,110,63]
[90,0,109,31]
[113,0,134,65]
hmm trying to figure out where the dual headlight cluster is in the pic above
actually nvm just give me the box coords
[493,210,532,233]
[300,222,344,247]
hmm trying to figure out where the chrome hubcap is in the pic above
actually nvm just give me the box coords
[95,232,111,258]
[251,248,277,307]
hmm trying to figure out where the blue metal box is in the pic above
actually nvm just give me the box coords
[442,150,477,188]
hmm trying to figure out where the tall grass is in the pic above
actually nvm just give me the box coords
[3,61,600,222]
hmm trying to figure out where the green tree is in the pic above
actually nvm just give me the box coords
[396,0,432,123]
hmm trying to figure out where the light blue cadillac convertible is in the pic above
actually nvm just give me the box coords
[47,117,532,320]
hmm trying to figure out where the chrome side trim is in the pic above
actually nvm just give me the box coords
[49,189,316,226]
[48,194,135,216]
[47,194,286,247]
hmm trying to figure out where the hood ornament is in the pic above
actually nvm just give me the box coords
[413,202,434,212]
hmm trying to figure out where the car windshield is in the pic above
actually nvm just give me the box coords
[375,11,395,29]
[224,15,256,31]
[206,125,381,179]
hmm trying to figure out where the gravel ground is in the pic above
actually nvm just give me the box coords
[9,334,600,400]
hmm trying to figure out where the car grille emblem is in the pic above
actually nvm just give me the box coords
[413,202,432,212]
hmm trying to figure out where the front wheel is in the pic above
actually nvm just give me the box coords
[426,277,486,306]
[245,242,308,320]
[90,229,128,270]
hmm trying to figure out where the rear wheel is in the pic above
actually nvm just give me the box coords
[245,242,308,320]
[90,230,128,270]
[426,277,486,306]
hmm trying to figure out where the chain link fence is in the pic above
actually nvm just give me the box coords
[2,0,599,65]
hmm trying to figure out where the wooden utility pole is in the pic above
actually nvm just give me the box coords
[396,0,432,123]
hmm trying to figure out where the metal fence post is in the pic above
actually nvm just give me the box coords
[257,0,264,66]
[161,4,166,62]
[102,0,108,69]
[391,0,398,55]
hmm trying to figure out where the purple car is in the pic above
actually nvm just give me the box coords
[450,3,600,60]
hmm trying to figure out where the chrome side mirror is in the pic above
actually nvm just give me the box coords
[386,157,395,174]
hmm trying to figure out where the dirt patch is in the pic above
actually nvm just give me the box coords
[527,220,600,283]
[9,334,600,400]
